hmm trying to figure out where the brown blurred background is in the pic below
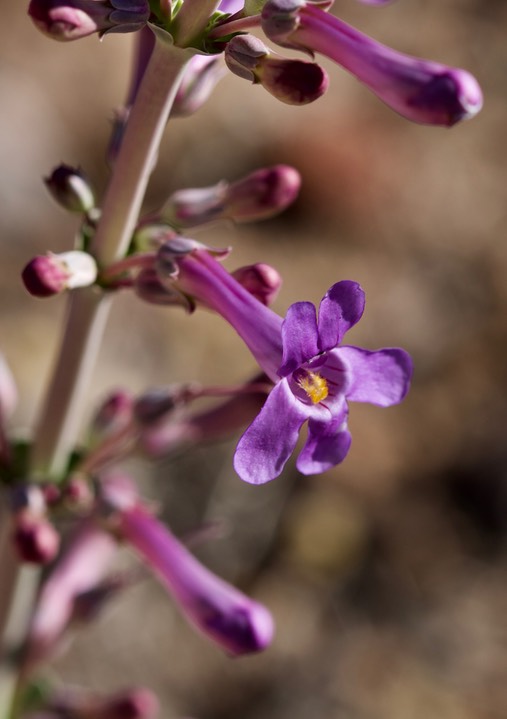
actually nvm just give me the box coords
[2,0,507,717]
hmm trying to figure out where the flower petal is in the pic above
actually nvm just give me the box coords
[279,301,319,376]
[317,281,365,351]
[234,380,310,484]
[296,413,351,475]
[337,346,413,406]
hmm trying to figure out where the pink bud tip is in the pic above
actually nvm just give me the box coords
[12,511,60,564]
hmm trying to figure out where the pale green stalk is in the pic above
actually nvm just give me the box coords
[1,31,195,719]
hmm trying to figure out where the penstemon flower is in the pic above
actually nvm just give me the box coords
[164,247,412,484]
[260,0,483,125]
[116,501,274,655]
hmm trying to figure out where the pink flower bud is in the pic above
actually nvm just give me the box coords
[22,251,97,298]
[141,376,271,456]
[28,0,149,42]
[25,521,117,665]
[161,166,301,228]
[231,263,282,306]
[90,390,134,443]
[225,34,328,105]
[47,687,159,719]
[12,510,60,565]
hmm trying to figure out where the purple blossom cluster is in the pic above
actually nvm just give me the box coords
[0,0,484,716]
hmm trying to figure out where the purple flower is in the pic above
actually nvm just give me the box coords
[167,250,412,484]
[234,281,412,483]
[118,504,274,655]
[260,0,482,126]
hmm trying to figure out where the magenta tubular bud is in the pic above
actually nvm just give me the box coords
[119,505,274,655]
[161,166,300,228]
[22,251,98,298]
[25,521,117,665]
[90,390,134,443]
[28,0,150,41]
[133,387,186,425]
[261,0,483,125]
[171,55,226,117]
[12,511,60,565]
[44,164,95,213]
[141,375,271,456]
[223,165,301,221]
[0,353,18,419]
[48,687,159,719]
[225,34,328,105]
[231,263,282,306]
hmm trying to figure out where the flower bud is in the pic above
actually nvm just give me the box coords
[47,687,159,719]
[22,251,98,298]
[12,510,60,565]
[161,166,301,227]
[231,263,282,306]
[28,0,150,42]
[63,476,94,509]
[133,387,184,425]
[223,165,301,222]
[90,390,134,444]
[141,375,271,456]
[118,505,274,656]
[25,520,117,665]
[225,34,328,105]
[171,55,226,117]
[44,164,95,214]
[261,0,483,125]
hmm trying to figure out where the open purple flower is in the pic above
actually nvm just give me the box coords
[166,249,412,485]
[234,281,412,483]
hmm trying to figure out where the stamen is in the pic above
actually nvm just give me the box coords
[296,370,329,404]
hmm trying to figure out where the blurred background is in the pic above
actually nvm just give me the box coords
[1,0,507,717]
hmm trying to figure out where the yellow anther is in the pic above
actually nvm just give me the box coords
[297,371,329,404]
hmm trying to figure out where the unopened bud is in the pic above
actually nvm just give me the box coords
[22,251,97,298]
[171,55,226,117]
[90,390,134,443]
[161,166,300,227]
[28,0,149,42]
[261,0,482,126]
[225,34,328,105]
[224,165,301,221]
[12,510,60,564]
[64,476,94,509]
[231,263,282,305]
[44,164,95,213]
[48,687,159,719]
[133,388,183,425]
[118,505,274,656]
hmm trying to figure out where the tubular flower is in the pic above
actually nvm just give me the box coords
[117,504,274,655]
[168,249,412,484]
[260,0,483,126]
